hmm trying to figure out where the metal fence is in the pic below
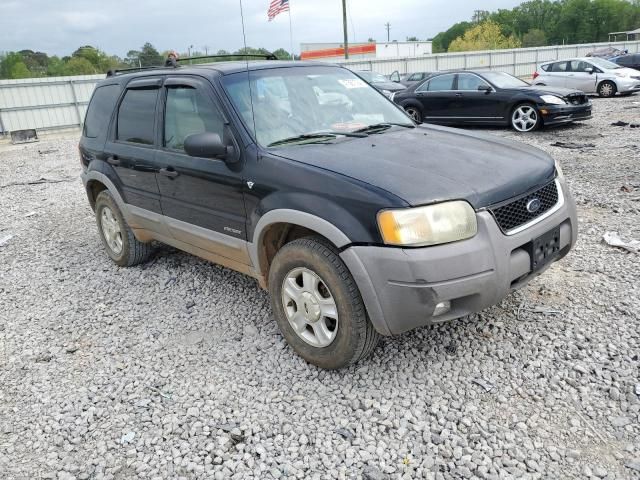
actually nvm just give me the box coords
[335,40,640,76]
[0,74,104,135]
[1,40,639,135]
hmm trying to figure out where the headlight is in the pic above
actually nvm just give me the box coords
[615,71,628,78]
[540,95,566,105]
[377,201,477,247]
[555,159,564,179]
[382,89,392,98]
[390,92,397,102]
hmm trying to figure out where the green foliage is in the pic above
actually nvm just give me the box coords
[449,21,522,52]
[431,21,473,52]
[406,36,420,42]
[64,57,96,75]
[523,28,548,46]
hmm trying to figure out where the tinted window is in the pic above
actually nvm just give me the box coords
[419,73,455,92]
[164,87,225,151]
[84,85,120,138]
[456,73,490,90]
[550,62,568,72]
[568,60,590,72]
[408,73,423,81]
[117,88,158,145]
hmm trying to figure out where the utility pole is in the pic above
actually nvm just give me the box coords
[342,0,349,59]
[385,22,391,42]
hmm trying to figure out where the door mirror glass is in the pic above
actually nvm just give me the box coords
[184,132,232,160]
[477,84,492,92]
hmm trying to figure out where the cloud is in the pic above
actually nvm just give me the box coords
[59,11,111,33]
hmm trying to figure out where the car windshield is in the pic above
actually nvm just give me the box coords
[357,71,388,83]
[482,72,530,88]
[222,66,413,147]
[588,58,622,70]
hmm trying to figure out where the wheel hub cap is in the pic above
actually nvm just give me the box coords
[281,267,339,348]
[100,206,123,255]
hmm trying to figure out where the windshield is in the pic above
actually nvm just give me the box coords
[588,57,622,70]
[482,72,530,88]
[356,71,388,83]
[222,66,413,147]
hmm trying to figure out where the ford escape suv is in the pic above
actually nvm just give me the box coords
[80,57,578,369]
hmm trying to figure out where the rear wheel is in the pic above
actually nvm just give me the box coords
[510,103,541,132]
[268,237,380,369]
[95,191,153,267]
[598,81,617,98]
[403,105,423,123]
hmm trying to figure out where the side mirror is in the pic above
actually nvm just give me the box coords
[478,84,492,93]
[184,132,236,162]
[389,71,401,83]
[585,67,594,74]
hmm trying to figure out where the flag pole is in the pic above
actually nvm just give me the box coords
[288,1,295,60]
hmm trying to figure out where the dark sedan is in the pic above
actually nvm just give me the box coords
[611,53,640,71]
[355,70,406,98]
[392,71,592,132]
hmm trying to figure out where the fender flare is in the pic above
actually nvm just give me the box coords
[248,209,351,274]
[81,170,129,219]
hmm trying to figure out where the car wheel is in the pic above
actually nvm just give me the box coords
[403,105,423,123]
[268,237,380,369]
[598,81,617,98]
[510,103,541,132]
[95,190,153,267]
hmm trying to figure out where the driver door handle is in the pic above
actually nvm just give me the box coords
[455,93,463,97]
[107,156,120,166]
[159,168,179,178]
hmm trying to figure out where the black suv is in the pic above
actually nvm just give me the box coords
[80,58,578,369]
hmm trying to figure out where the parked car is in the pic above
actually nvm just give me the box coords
[392,70,592,132]
[610,53,640,71]
[586,47,627,59]
[387,71,411,83]
[81,58,578,369]
[401,71,433,87]
[533,57,640,97]
[354,70,406,97]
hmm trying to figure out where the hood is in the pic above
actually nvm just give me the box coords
[517,85,585,97]
[270,124,556,208]
[372,81,406,92]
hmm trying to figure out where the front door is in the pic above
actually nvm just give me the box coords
[103,77,163,214]
[155,76,250,265]
[565,60,598,93]
[449,73,503,121]
[416,73,457,122]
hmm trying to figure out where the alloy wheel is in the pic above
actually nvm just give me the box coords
[281,267,339,348]
[512,105,538,132]
[100,206,123,255]
[405,107,421,122]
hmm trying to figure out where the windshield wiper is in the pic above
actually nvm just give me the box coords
[267,131,366,147]
[353,122,416,134]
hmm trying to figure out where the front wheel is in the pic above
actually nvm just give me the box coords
[403,105,423,123]
[268,237,380,369]
[511,104,541,132]
[598,81,617,98]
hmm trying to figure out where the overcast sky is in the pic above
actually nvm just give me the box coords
[1,0,525,57]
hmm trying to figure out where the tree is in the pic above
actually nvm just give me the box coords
[406,36,420,42]
[64,57,96,75]
[522,28,548,47]
[448,20,521,52]
[367,37,376,43]
[272,48,293,60]
[0,52,31,79]
[431,21,472,53]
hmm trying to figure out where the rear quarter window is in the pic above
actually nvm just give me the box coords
[83,84,120,138]
[117,88,159,145]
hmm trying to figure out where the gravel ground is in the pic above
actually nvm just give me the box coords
[1,96,639,480]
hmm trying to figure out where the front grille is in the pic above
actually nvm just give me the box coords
[489,181,559,233]
[566,93,587,105]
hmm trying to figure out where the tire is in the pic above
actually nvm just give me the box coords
[510,103,541,132]
[403,104,423,123]
[598,81,617,98]
[95,190,153,267]
[268,237,380,369]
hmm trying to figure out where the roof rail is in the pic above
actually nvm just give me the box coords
[106,52,280,77]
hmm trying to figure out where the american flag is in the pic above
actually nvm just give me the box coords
[268,0,289,21]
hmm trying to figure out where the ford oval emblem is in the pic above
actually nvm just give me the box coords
[526,198,542,213]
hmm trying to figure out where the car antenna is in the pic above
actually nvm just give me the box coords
[238,0,258,141]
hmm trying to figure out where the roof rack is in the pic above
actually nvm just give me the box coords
[107,52,279,77]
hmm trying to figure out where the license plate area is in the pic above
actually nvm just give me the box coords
[528,227,561,273]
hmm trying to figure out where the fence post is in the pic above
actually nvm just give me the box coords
[435,55,439,71]
[463,54,468,70]
[0,109,6,136]
[512,50,517,75]
[69,80,83,127]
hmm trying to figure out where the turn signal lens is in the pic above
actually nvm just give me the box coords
[377,201,477,247]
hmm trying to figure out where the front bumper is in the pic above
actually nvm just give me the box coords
[541,103,592,126]
[341,178,578,336]
[617,77,640,93]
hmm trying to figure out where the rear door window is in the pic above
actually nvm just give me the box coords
[550,61,569,72]
[117,88,159,145]
[84,84,120,138]
[456,73,490,90]
[418,73,455,92]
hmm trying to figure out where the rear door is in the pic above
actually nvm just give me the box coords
[103,77,163,213]
[543,61,570,88]
[155,76,250,264]
[565,60,597,92]
[415,73,456,121]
